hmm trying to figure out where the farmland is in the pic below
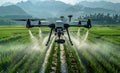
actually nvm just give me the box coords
[0,25,120,73]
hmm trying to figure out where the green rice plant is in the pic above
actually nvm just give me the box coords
[56,44,61,73]
[64,45,74,73]
[87,48,119,73]
[78,48,106,73]
[45,42,55,73]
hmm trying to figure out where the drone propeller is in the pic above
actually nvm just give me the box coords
[13,19,27,21]
[13,18,48,28]
[13,19,46,21]
[87,19,92,28]
[31,19,46,21]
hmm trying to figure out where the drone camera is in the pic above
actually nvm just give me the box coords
[55,39,65,44]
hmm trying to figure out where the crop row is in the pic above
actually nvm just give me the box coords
[64,40,85,73]
[88,48,119,73]
[44,42,55,73]
[0,35,48,73]
[72,29,120,73]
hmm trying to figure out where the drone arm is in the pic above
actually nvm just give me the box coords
[69,25,84,27]
[46,28,53,46]
[69,19,92,28]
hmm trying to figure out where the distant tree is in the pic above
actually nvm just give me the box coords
[82,13,120,24]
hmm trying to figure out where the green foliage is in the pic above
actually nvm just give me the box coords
[0,26,120,73]
[90,26,120,45]
[0,26,48,72]
[45,43,55,73]
[0,16,15,25]
[83,13,120,24]
[56,44,61,73]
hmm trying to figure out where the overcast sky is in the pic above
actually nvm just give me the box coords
[0,0,120,5]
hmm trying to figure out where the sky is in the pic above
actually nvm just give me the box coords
[0,0,120,5]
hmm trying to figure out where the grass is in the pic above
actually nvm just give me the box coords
[68,25,120,73]
[56,44,61,73]
[88,26,120,45]
[0,25,120,73]
[44,42,55,73]
[0,26,49,73]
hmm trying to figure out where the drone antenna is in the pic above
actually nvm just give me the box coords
[68,15,73,22]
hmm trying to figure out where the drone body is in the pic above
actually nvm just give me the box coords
[14,15,92,46]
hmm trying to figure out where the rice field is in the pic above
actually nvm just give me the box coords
[0,25,120,73]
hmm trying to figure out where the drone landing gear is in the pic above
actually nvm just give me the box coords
[66,28,73,45]
[46,28,53,46]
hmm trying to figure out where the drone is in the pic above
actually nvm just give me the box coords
[14,15,92,46]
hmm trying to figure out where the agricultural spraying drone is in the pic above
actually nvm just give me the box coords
[14,15,92,46]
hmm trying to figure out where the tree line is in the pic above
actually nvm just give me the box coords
[80,13,120,24]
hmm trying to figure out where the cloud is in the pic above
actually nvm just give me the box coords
[0,0,27,5]
[0,0,120,6]
[56,0,79,5]
[110,0,120,3]
[57,0,120,5]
